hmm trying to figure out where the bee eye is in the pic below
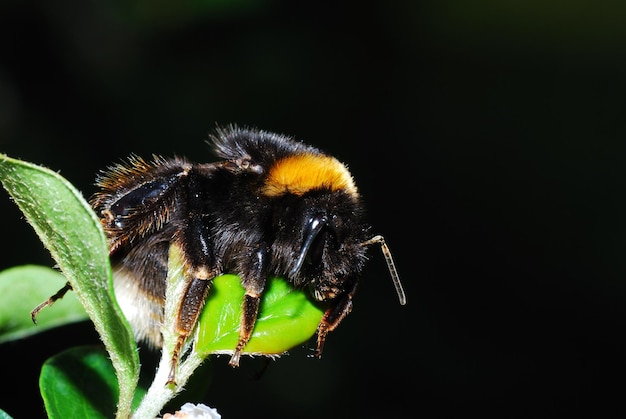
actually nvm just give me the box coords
[304,226,327,267]
[289,214,328,277]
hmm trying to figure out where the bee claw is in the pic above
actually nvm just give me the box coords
[166,364,178,386]
[229,350,241,367]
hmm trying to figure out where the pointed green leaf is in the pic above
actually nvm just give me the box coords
[0,154,139,418]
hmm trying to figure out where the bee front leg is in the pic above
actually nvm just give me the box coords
[314,284,358,358]
[229,245,268,367]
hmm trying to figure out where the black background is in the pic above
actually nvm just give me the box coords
[2,1,626,418]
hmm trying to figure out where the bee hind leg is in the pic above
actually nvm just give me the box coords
[167,276,211,385]
[31,281,73,324]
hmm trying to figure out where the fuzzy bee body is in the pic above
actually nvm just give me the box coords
[89,125,405,382]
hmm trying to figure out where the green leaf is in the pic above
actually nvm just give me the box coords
[0,409,14,419]
[0,265,88,343]
[131,245,325,419]
[158,243,324,359]
[196,275,325,356]
[40,346,146,419]
[0,154,139,419]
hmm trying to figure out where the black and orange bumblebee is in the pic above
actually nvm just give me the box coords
[88,125,406,382]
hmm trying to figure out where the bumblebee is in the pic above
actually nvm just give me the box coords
[88,125,406,383]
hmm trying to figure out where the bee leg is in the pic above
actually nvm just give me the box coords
[167,276,211,385]
[313,285,357,358]
[31,281,73,324]
[228,294,261,367]
[229,245,268,367]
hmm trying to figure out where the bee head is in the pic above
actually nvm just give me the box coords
[261,151,370,300]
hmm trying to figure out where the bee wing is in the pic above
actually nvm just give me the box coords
[91,156,198,252]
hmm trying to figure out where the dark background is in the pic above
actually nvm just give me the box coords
[2,1,626,418]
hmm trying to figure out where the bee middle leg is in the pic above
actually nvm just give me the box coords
[229,245,268,367]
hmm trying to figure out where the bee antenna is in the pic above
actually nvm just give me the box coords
[361,235,406,305]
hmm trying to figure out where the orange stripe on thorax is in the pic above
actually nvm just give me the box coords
[262,153,358,197]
